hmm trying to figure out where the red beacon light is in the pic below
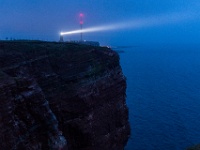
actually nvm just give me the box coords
[79,13,84,24]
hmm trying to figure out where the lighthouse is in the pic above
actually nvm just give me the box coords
[59,34,64,42]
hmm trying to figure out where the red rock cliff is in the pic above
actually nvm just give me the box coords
[0,41,130,150]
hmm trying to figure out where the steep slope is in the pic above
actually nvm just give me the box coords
[0,41,130,150]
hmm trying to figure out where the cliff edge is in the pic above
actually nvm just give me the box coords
[0,41,130,150]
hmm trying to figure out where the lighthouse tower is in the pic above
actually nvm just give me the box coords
[59,34,64,42]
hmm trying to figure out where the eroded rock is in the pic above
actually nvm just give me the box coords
[0,41,130,150]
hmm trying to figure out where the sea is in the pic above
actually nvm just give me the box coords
[119,44,200,150]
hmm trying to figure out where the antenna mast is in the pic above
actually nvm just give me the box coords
[79,13,84,41]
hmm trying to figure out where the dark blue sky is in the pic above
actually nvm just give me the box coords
[1,0,200,46]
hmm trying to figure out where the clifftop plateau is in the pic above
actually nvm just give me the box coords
[0,41,130,150]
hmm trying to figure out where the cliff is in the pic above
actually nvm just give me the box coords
[0,41,130,150]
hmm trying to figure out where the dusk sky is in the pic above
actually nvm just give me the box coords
[1,0,200,46]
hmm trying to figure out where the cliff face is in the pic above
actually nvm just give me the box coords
[0,41,130,150]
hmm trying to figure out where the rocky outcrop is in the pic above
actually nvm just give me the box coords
[0,41,130,150]
[188,144,200,150]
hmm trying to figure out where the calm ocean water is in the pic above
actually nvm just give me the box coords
[120,45,200,150]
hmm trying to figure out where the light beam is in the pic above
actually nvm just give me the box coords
[60,11,196,36]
